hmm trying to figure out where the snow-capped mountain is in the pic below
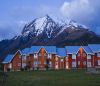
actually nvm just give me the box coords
[0,15,100,62]
[21,15,88,39]
[22,15,60,38]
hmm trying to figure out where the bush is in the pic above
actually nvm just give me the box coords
[20,68,24,71]
[7,68,10,72]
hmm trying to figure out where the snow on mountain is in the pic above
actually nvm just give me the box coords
[21,15,88,39]
[22,15,60,38]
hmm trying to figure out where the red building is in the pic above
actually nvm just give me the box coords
[2,44,100,72]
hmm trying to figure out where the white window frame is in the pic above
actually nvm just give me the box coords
[44,61,46,64]
[22,63,26,68]
[97,53,100,57]
[48,53,52,59]
[98,60,100,65]
[87,55,91,59]
[72,61,76,67]
[61,59,63,62]
[72,54,76,59]
[87,62,91,67]
[34,53,37,59]
[8,63,12,69]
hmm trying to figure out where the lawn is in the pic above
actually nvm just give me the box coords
[3,70,100,86]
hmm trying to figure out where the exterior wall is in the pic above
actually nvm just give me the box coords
[3,51,21,72]
[93,53,100,67]
[68,48,93,69]
[64,57,69,69]
[11,52,21,71]
[4,47,100,71]
[76,48,88,68]
[68,54,72,69]
[60,58,64,69]
[38,48,48,70]
[26,54,34,70]
[54,56,60,69]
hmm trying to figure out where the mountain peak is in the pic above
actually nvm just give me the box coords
[21,15,58,38]
[21,15,88,39]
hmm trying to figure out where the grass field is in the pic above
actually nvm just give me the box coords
[3,70,100,86]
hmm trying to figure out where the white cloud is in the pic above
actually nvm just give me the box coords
[60,0,96,24]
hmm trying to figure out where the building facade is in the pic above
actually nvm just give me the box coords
[2,44,100,72]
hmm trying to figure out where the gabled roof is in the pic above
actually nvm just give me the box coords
[65,46,80,54]
[2,55,13,64]
[88,44,100,53]
[21,48,31,55]
[30,46,56,54]
[82,46,93,54]
[65,46,93,54]
[57,48,67,57]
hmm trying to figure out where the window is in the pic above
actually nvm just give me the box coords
[22,55,26,62]
[8,63,12,69]
[44,53,47,56]
[66,58,68,61]
[61,59,63,62]
[83,61,86,65]
[87,55,91,59]
[48,54,52,59]
[72,62,76,67]
[55,57,58,61]
[34,61,38,65]
[97,53,100,57]
[72,54,76,59]
[83,53,86,57]
[18,63,21,66]
[39,53,41,56]
[87,62,91,67]
[77,53,81,57]
[44,61,46,64]
[49,62,52,67]
[22,63,26,68]
[38,61,41,64]
[66,62,69,69]
[49,61,51,65]
[78,61,80,65]
[34,53,37,59]
[19,55,21,58]
[98,60,100,65]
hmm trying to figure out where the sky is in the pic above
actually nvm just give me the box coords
[0,0,100,41]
